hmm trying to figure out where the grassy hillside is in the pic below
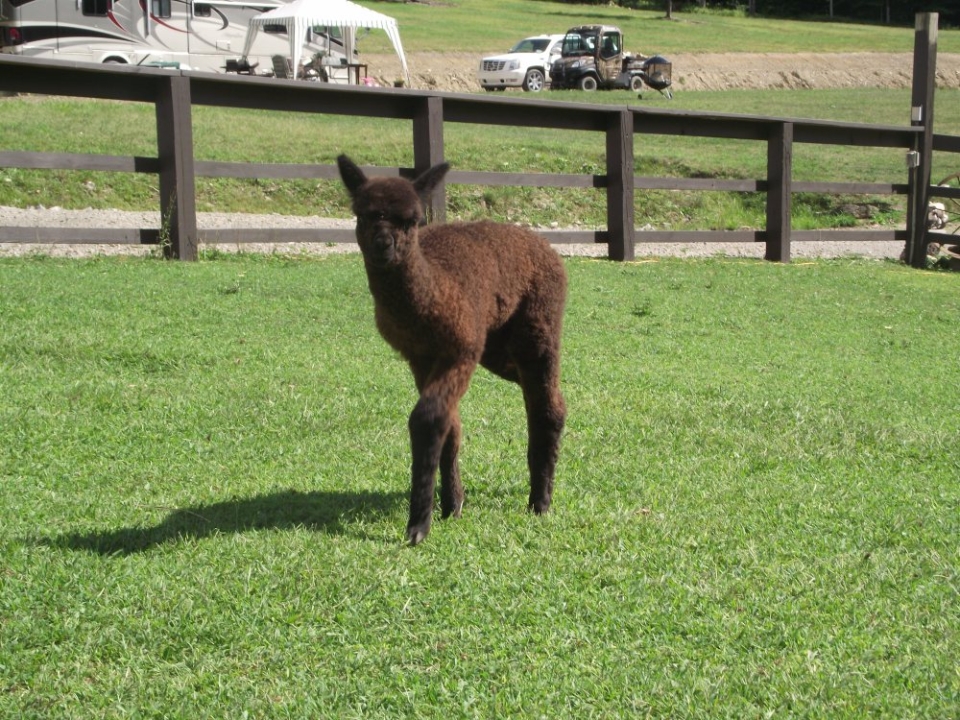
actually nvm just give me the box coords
[5,86,959,229]
[353,0,960,55]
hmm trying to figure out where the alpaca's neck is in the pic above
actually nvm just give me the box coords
[365,241,437,313]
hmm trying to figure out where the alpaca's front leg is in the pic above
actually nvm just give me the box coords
[407,394,448,545]
[406,359,476,545]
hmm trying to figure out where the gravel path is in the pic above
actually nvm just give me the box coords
[0,206,906,261]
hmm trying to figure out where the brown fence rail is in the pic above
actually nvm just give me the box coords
[0,13,948,265]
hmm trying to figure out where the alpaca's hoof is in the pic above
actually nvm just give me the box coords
[407,524,430,546]
[441,499,464,520]
[528,498,551,515]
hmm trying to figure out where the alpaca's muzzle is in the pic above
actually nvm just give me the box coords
[370,229,397,265]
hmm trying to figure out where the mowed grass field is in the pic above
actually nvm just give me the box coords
[2,3,960,717]
[1,254,958,717]
[5,86,960,230]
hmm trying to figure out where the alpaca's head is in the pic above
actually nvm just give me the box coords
[337,154,450,268]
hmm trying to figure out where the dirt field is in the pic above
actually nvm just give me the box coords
[365,51,960,93]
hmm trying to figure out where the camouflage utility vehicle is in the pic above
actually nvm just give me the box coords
[549,25,644,91]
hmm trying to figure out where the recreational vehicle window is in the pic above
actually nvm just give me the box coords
[194,3,212,17]
[312,25,344,41]
[151,0,171,18]
[81,0,110,17]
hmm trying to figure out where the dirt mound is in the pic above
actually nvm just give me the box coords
[363,51,960,93]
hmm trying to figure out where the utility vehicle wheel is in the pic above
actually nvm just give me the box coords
[522,68,545,92]
[577,75,598,91]
[630,75,644,92]
[935,173,960,233]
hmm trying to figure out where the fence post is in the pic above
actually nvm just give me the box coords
[155,75,198,260]
[606,109,635,261]
[413,96,446,224]
[765,121,793,262]
[906,12,938,268]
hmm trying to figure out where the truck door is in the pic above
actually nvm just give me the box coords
[597,29,621,84]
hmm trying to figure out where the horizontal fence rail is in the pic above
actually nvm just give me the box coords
[0,15,947,265]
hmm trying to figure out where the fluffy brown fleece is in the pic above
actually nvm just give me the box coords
[337,154,567,545]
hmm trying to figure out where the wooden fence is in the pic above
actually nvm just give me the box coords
[0,13,952,266]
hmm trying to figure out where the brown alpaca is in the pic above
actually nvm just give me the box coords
[337,154,567,545]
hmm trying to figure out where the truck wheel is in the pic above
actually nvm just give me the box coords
[630,75,644,92]
[522,68,545,92]
[577,75,598,91]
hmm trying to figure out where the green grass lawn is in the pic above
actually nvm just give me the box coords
[1,254,958,717]
[5,85,960,230]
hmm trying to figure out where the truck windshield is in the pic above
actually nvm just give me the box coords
[561,31,597,56]
[509,38,550,53]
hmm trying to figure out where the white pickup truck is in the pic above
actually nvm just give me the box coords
[477,35,564,92]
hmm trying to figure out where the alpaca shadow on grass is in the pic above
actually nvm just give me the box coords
[38,489,406,556]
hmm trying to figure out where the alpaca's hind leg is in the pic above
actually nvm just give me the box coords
[439,410,464,519]
[407,359,475,545]
[519,355,566,514]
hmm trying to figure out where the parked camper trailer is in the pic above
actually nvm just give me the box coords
[0,0,349,75]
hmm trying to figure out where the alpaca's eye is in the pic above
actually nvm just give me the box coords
[359,213,385,226]
[360,212,415,230]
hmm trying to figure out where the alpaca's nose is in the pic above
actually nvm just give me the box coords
[372,228,397,263]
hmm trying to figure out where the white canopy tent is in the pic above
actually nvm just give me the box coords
[241,0,409,85]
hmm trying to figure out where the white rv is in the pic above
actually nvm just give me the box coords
[0,0,348,74]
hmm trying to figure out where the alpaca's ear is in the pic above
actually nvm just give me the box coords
[337,155,368,197]
[413,162,450,203]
